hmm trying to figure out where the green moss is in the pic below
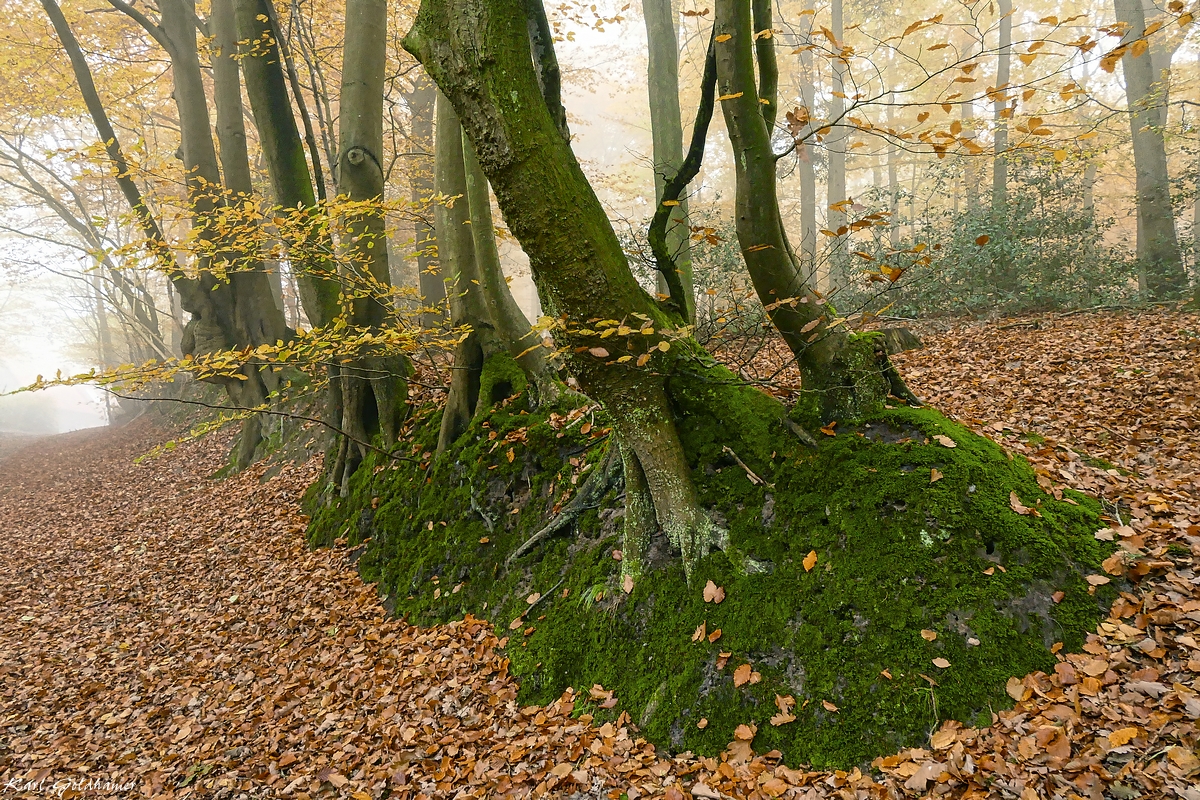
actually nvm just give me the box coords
[306,393,1113,769]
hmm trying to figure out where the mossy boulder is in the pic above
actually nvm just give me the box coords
[307,396,1113,769]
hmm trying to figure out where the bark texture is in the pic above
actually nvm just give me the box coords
[335,0,410,487]
[642,0,694,319]
[404,0,726,578]
[1114,0,1187,299]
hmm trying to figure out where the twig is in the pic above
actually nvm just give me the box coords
[508,445,621,563]
[104,389,420,464]
[721,445,763,485]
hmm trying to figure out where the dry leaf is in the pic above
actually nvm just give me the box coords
[692,622,707,642]
[803,550,818,571]
[930,468,944,483]
[921,629,938,641]
[734,722,757,740]
[932,657,951,668]
[733,663,752,687]
[933,434,957,448]
[622,574,634,594]
[703,580,725,603]
[822,700,839,713]
[707,628,722,643]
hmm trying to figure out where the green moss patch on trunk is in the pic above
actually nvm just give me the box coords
[306,398,1114,769]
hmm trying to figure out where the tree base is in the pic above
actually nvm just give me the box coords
[307,396,1114,769]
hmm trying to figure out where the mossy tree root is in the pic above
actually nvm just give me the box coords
[437,332,485,454]
[508,444,622,563]
[609,389,724,581]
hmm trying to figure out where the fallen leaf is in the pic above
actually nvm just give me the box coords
[934,434,957,448]
[622,574,633,594]
[921,629,938,641]
[734,722,757,740]
[1107,726,1140,747]
[1009,491,1039,516]
[932,657,951,668]
[707,628,722,643]
[930,468,944,483]
[733,663,752,687]
[703,580,725,603]
[822,700,839,713]
[692,622,707,642]
[526,592,540,605]
[803,550,818,571]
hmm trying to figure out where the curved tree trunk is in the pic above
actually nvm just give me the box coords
[460,132,559,403]
[711,0,910,424]
[435,93,559,454]
[405,0,731,579]
[642,0,694,320]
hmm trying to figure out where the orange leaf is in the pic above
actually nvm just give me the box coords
[803,550,818,571]
[703,580,726,603]
[733,663,752,687]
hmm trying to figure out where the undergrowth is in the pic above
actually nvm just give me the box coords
[306,391,1114,768]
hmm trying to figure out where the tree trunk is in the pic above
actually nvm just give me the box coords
[824,0,847,293]
[797,8,818,269]
[887,94,899,247]
[1114,0,1187,299]
[711,0,907,423]
[211,0,290,353]
[233,0,341,328]
[991,0,1011,209]
[336,0,409,486]
[461,132,559,401]
[643,0,694,320]
[433,93,490,453]
[405,72,447,326]
[405,0,731,579]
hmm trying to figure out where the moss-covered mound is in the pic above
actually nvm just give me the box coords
[307,395,1114,768]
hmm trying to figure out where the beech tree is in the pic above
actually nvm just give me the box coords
[1113,0,1188,299]
[403,0,921,578]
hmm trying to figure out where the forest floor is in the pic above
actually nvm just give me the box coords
[0,309,1197,800]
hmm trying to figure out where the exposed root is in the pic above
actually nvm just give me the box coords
[507,445,621,563]
[782,417,819,448]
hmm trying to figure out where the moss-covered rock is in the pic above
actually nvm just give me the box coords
[307,395,1113,769]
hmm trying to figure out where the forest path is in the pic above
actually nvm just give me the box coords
[0,309,1198,800]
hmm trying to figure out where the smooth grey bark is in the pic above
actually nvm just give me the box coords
[210,0,290,351]
[1114,0,1187,299]
[642,0,694,319]
[797,0,818,267]
[434,93,488,453]
[405,72,447,325]
[991,0,1011,209]
[825,0,847,291]
[233,0,341,327]
[461,135,559,401]
[886,93,899,247]
[435,93,559,453]
[336,0,410,485]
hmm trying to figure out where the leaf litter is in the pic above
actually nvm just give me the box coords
[0,309,1196,798]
